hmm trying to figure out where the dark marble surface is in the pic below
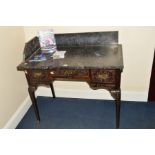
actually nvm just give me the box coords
[17,31,123,71]
[17,44,123,71]
[23,31,118,61]
[55,31,118,46]
[24,37,40,60]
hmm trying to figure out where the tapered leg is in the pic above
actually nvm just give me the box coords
[115,99,121,129]
[50,83,56,98]
[28,86,40,121]
[110,89,121,129]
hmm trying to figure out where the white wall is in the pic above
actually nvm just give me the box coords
[0,27,27,128]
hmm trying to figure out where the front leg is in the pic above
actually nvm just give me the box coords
[50,82,56,98]
[110,89,121,129]
[28,86,40,122]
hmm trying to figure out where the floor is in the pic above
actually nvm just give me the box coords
[17,96,155,129]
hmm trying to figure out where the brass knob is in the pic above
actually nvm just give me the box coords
[97,73,108,80]
[50,71,55,75]
[33,72,42,78]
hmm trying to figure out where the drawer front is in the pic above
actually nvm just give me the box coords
[27,71,48,83]
[91,69,116,83]
[48,69,89,79]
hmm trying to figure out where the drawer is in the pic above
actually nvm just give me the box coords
[90,69,116,83]
[26,71,48,82]
[48,69,89,79]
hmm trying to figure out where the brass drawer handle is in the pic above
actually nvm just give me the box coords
[50,71,55,75]
[33,72,42,78]
[64,70,76,76]
[97,73,108,80]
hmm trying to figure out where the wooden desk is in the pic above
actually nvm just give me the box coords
[17,31,124,128]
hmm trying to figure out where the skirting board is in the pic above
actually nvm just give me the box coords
[3,96,31,129]
[3,87,148,129]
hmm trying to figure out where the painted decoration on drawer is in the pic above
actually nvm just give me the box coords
[91,69,116,83]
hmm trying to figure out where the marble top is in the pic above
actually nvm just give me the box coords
[17,44,124,71]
